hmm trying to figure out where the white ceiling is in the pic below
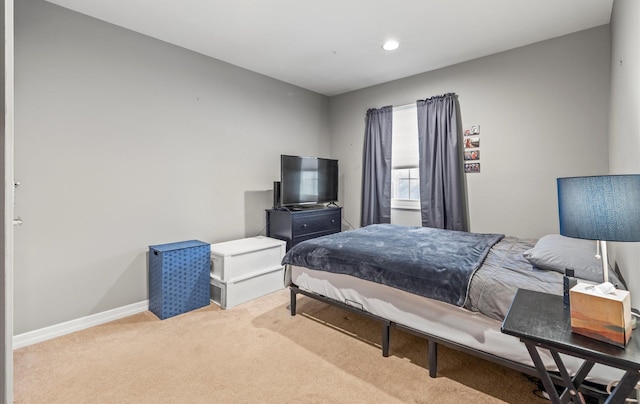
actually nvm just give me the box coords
[44,0,613,96]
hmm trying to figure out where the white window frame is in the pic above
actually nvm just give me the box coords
[391,105,420,211]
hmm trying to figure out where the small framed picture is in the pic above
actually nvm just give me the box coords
[464,125,480,136]
[464,150,480,161]
[464,163,480,173]
[464,137,480,149]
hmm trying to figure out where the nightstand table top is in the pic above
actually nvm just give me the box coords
[502,289,640,404]
[502,289,640,369]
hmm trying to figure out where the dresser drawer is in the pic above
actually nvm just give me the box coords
[292,209,341,236]
[292,230,340,247]
[266,207,342,251]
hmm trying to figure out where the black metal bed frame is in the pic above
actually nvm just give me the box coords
[289,284,609,402]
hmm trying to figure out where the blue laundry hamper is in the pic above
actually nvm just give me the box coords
[149,240,210,319]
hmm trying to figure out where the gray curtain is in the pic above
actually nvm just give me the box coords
[361,106,393,227]
[416,94,467,231]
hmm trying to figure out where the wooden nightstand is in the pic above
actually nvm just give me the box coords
[501,289,640,403]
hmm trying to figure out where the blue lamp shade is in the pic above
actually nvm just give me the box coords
[557,175,640,242]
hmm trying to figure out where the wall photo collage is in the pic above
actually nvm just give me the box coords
[463,125,481,173]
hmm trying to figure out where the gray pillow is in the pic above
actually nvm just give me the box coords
[523,234,620,285]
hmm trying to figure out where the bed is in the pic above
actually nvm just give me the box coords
[282,224,627,398]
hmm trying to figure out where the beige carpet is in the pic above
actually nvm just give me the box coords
[14,289,545,403]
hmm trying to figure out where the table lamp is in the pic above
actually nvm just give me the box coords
[557,175,640,283]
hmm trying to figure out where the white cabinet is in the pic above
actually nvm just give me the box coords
[209,236,286,309]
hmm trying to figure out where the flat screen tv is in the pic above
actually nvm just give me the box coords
[280,155,338,207]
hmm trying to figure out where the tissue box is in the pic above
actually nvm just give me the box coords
[569,282,632,347]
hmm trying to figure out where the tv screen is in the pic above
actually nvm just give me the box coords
[280,155,338,207]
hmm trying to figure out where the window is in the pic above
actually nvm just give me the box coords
[391,106,420,210]
[393,168,419,200]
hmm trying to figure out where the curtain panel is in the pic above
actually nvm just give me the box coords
[361,106,393,227]
[416,94,467,231]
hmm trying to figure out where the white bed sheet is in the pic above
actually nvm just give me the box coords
[291,265,622,386]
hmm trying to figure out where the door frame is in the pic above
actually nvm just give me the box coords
[2,0,14,401]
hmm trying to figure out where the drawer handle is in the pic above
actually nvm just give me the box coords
[331,219,335,223]
[302,224,307,228]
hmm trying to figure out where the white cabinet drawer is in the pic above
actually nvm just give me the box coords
[210,266,284,309]
[210,236,286,281]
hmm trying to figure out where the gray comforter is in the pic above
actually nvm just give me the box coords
[282,224,503,307]
[465,236,563,320]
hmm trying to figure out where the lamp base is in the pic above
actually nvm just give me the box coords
[599,240,609,283]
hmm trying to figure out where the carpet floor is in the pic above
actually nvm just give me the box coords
[14,289,546,403]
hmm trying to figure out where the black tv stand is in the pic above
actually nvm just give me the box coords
[290,205,325,211]
[266,206,342,250]
[273,203,339,212]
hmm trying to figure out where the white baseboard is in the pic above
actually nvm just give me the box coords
[13,300,149,349]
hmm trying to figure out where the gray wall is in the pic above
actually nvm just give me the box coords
[609,0,640,308]
[14,0,330,334]
[329,26,611,239]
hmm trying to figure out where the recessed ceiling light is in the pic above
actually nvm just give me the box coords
[382,40,399,51]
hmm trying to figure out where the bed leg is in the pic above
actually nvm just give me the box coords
[428,340,437,378]
[382,323,390,357]
[290,288,297,316]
